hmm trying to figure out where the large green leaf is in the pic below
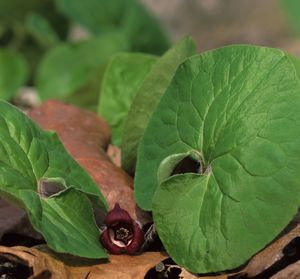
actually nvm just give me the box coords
[288,53,300,80]
[36,33,129,108]
[0,49,28,100]
[98,53,158,146]
[0,101,108,258]
[135,45,300,272]
[121,37,196,174]
[23,188,107,258]
[54,0,169,55]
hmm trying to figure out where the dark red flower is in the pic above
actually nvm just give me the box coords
[100,203,144,254]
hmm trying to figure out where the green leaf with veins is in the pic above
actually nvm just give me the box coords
[0,49,28,100]
[54,0,169,55]
[22,188,107,258]
[135,45,300,272]
[0,101,108,258]
[288,53,300,80]
[121,36,196,174]
[36,33,129,108]
[98,53,158,146]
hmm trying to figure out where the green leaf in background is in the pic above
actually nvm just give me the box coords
[54,0,170,55]
[63,66,107,112]
[0,49,28,100]
[25,13,59,48]
[0,0,69,80]
[0,0,68,40]
[98,53,158,146]
[36,33,129,110]
[0,0,46,25]
[135,45,300,272]
[0,101,108,258]
[121,36,196,174]
[282,0,300,37]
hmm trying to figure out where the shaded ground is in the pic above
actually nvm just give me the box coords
[143,0,300,54]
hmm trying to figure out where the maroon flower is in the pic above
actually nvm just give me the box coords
[100,203,144,254]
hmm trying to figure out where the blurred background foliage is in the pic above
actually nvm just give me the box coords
[0,0,299,112]
[0,0,170,109]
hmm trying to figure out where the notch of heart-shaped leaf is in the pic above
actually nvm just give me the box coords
[135,45,300,272]
[38,177,66,198]
[157,151,205,185]
[0,101,108,258]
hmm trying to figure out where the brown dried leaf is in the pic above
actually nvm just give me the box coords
[28,100,150,224]
[28,100,110,159]
[0,245,167,279]
[180,270,229,279]
[271,260,300,279]
[198,275,228,279]
[107,145,121,167]
[179,269,198,279]
[87,252,167,279]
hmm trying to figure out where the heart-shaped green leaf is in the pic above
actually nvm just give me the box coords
[0,49,28,100]
[135,45,300,272]
[98,52,158,146]
[288,53,300,80]
[36,33,129,109]
[0,101,108,258]
[121,36,196,174]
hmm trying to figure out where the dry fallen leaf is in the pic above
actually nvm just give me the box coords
[28,100,110,159]
[28,100,150,224]
[271,260,300,279]
[179,268,225,279]
[87,252,167,279]
[107,145,121,167]
[0,245,167,279]
[198,275,227,279]
[179,269,199,279]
